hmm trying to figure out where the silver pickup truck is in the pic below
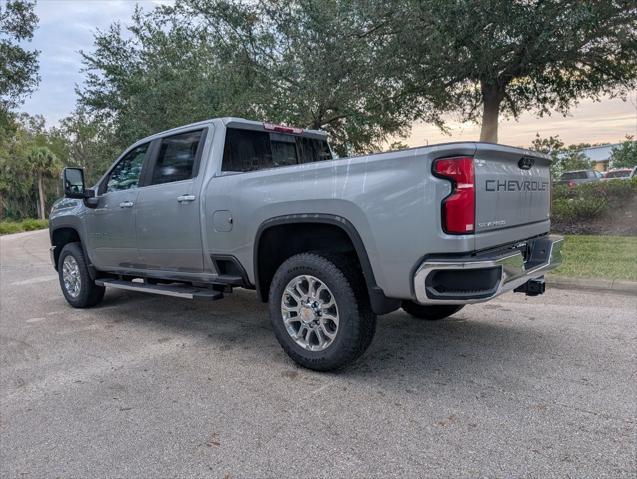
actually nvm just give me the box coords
[50,117,563,370]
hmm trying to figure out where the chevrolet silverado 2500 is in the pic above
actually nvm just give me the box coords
[50,117,563,370]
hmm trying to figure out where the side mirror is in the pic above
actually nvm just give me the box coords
[63,167,86,199]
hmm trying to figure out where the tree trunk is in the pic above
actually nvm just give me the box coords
[37,173,45,220]
[479,82,505,143]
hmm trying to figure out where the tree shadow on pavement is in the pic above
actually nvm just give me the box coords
[91,287,558,389]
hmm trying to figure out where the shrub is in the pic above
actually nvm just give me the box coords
[21,218,49,231]
[551,197,606,223]
[0,222,22,235]
[0,219,49,235]
[551,177,637,232]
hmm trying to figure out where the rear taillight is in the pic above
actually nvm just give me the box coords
[433,156,475,234]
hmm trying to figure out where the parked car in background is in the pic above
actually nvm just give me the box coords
[557,170,601,187]
[603,167,637,180]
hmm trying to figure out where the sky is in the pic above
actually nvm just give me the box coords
[19,0,171,124]
[19,0,637,149]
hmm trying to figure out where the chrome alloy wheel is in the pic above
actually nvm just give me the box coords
[281,275,339,351]
[62,256,81,298]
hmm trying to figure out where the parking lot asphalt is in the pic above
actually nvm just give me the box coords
[1,230,635,478]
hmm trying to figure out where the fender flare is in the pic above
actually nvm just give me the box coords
[253,213,400,315]
[50,225,96,280]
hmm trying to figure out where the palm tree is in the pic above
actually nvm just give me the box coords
[25,146,62,220]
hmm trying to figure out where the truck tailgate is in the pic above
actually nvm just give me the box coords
[473,144,551,250]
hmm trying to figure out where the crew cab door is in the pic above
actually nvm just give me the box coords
[85,142,151,270]
[135,129,207,273]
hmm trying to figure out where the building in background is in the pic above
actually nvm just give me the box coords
[578,144,623,172]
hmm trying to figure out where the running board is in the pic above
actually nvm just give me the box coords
[95,279,224,300]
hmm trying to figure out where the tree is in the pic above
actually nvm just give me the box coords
[530,134,596,178]
[387,141,410,151]
[0,0,40,124]
[530,134,565,178]
[78,5,264,156]
[78,1,431,156]
[557,150,595,175]
[50,110,115,183]
[387,0,637,142]
[24,146,61,219]
[0,113,33,219]
[173,0,434,155]
[610,137,637,168]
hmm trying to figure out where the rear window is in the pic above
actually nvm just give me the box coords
[605,170,631,178]
[222,128,332,173]
[561,171,587,180]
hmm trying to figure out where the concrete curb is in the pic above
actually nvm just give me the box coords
[546,275,637,296]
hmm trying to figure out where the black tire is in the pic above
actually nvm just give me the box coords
[58,242,105,308]
[268,252,377,371]
[401,301,464,320]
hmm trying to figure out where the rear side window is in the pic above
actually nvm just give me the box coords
[606,170,631,178]
[222,128,332,173]
[150,130,203,185]
[561,171,587,180]
[106,143,149,193]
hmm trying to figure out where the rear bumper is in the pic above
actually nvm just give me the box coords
[413,235,564,304]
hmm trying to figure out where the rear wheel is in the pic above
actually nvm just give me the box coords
[268,253,376,371]
[58,243,105,308]
[401,301,464,321]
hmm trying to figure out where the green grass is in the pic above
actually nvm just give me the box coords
[0,218,48,235]
[553,235,637,281]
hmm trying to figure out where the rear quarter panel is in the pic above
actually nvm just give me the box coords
[203,143,478,299]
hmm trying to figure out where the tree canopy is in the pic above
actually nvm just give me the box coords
[610,137,637,168]
[530,134,602,178]
[76,0,637,151]
[386,0,637,142]
[77,0,435,156]
[0,0,40,125]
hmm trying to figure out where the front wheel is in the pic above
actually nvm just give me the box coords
[58,242,105,308]
[401,301,464,320]
[268,253,376,371]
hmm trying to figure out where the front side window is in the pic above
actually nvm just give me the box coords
[150,130,203,185]
[106,143,149,193]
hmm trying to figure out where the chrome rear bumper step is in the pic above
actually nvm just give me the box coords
[413,235,564,305]
[95,279,224,300]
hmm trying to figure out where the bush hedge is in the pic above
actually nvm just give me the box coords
[0,219,49,235]
[551,177,637,233]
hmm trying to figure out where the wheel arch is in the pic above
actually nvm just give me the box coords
[50,226,95,279]
[253,214,400,315]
